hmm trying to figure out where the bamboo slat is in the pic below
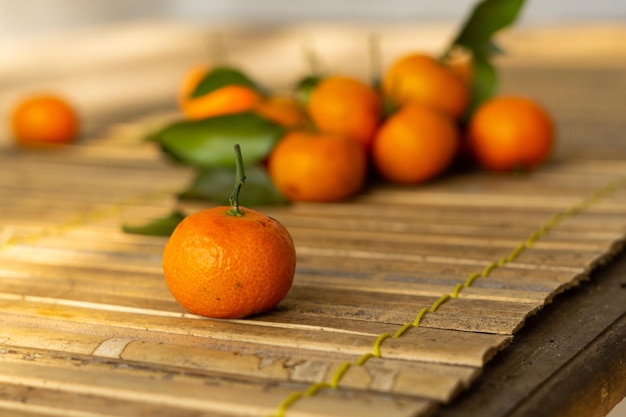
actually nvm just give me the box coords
[1,22,626,417]
[0,348,433,417]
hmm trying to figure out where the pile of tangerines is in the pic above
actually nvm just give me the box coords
[8,51,555,207]
[177,51,555,204]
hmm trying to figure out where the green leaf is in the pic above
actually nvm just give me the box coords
[153,112,285,168]
[191,66,258,98]
[448,0,526,59]
[122,211,186,237]
[295,75,322,107]
[444,0,525,119]
[467,56,498,115]
[179,165,286,206]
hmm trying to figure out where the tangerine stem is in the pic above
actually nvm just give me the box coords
[227,144,246,217]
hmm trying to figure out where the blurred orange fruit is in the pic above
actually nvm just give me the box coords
[442,47,473,85]
[254,96,307,128]
[10,94,79,147]
[177,64,262,120]
[268,130,367,202]
[176,64,211,108]
[181,84,261,120]
[307,76,382,148]
[372,103,460,184]
[163,206,296,319]
[466,96,555,172]
[382,53,469,119]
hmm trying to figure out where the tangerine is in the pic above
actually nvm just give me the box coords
[181,84,261,120]
[268,130,367,202]
[307,76,381,149]
[177,64,262,120]
[382,53,469,119]
[466,96,555,172]
[11,94,79,147]
[254,96,307,128]
[176,64,210,109]
[442,46,473,85]
[162,145,296,319]
[163,206,296,319]
[372,103,460,184]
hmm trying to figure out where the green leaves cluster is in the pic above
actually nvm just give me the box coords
[156,110,287,204]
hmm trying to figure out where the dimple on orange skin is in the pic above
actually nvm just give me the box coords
[163,206,296,319]
[467,96,555,172]
[268,130,368,202]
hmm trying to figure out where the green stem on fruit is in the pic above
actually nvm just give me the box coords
[227,144,246,217]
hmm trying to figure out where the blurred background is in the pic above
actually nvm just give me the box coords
[1,0,626,36]
[2,0,624,151]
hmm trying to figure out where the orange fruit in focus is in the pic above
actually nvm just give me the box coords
[467,96,555,172]
[372,103,460,184]
[163,206,296,319]
[254,96,306,128]
[11,94,79,147]
[383,53,469,119]
[181,84,261,120]
[268,131,367,202]
[307,76,381,148]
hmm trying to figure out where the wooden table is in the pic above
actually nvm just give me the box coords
[1,21,625,417]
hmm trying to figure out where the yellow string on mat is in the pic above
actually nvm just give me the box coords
[269,176,626,417]
[0,188,173,253]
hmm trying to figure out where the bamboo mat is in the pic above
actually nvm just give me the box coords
[1,22,626,417]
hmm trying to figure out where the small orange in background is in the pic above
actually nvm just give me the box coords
[11,94,79,147]
[466,96,555,172]
[176,63,211,109]
[268,130,367,202]
[181,84,261,120]
[382,53,469,120]
[372,103,460,184]
[307,76,381,149]
[254,96,307,128]
[163,145,296,319]
[177,64,262,120]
